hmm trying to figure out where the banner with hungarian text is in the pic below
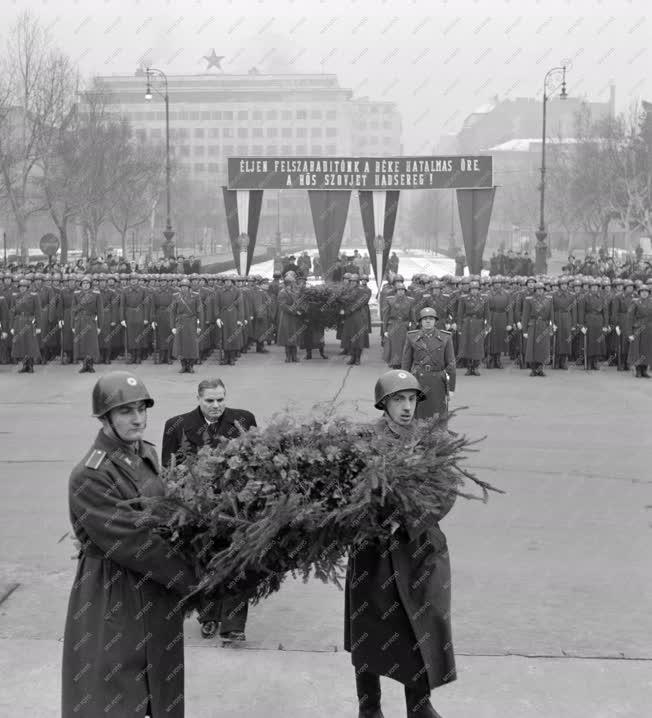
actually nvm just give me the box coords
[227,156,492,191]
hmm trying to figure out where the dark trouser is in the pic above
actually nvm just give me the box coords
[198,594,248,633]
[355,669,432,714]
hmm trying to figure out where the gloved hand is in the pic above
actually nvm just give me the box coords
[628,334,635,342]
[516,321,522,330]
[506,324,513,331]
[143,320,149,325]
[10,328,15,335]
[523,333,528,339]
[581,326,587,335]
[383,331,389,337]
[485,325,492,333]
[216,318,223,328]
[58,320,64,328]
[0,332,7,340]
[451,322,457,331]
[602,327,608,333]
[151,322,157,329]
[615,326,621,336]
[236,321,242,326]
[171,328,177,335]
[196,327,201,335]
[120,320,127,327]
[552,324,557,332]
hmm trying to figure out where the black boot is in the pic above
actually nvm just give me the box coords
[135,349,142,365]
[355,671,384,718]
[284,347,291,363]
[319,343,328,359]
[126,351,135,364]
[292,346,300,362]
[537,362,546,377]
[305,347,312,360]
[464,365,473,376]
[472,361,481,376]
[78,358,87,373]
[87,357,95,373]
[27,357,34,373]
[494,354,503,369]
[179,360,186,374]
[404,682,442,718]
[18,358,29,373]
[228,351,236,365]
[642,366,651,378]
[188,360,195,373]
[559,355,568,370]
[256,341,268,354]
[347,350,357,365]
[354,348,361,365]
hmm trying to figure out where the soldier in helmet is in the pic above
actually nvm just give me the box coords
[457,279,489,375]
[578,278,609,370]
[9,277,42,373]
[62,371,197,718]
[522,281,553,376]
[402,307,456,419]
[626,282,652,378]
[170,278,203,373]
[72,275,103,373]
[345,369,457,718]
[382,280,414,368]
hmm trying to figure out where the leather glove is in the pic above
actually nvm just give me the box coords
[120,320,127,327]
[171,328,177,335]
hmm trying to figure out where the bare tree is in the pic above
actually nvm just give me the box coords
[0,12,74,259]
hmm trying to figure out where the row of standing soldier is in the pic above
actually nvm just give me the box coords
[379,273,652,378]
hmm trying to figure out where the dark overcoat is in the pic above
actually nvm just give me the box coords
[522,294,553,364]
[215,286,244,351]
[9,290,41,360]
[341,287,370,350]
[121,286,150,350]
[344,417,457,690]
[152,288,175,354]
[627,296,652,367]
[383,294,413,366]
[579,293,608,359]
[170,291,202,359]
[487,290,513,355]
[276,285,305,347]
[456,293,488,361]
[552,290,578,358]
[62,430,197,718]
[72,289,103,361]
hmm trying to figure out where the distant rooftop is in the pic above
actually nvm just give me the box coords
[485,137,579,152]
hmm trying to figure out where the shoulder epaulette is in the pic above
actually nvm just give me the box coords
[407,329,420,336]
[84,449,106,470]
[439,329,452,335]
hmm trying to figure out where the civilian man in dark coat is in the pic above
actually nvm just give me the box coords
[161,378,257,643]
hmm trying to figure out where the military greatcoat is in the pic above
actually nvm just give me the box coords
[344,417,457,690]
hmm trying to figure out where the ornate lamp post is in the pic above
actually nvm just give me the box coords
[145,67,175,259]
[238,232,250,276]
[535,63,568,273]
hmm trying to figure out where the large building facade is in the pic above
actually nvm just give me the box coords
[95,70,402,249]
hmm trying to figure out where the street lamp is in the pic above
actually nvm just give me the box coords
[535,63,568,273]
[145,67,175,258]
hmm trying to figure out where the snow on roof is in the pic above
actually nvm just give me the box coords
[484,138,579,152]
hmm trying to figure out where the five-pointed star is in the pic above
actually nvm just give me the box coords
[203,49,224,70]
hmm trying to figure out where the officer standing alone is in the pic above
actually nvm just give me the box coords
[401,307,456,420]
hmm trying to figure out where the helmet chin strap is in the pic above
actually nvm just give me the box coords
[103,414,133,445]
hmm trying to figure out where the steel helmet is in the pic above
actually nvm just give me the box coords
[374,370,426,410]
[419,307,439,321]
[92,371,154,418]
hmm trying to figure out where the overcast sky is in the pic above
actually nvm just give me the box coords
[4,1,652,152]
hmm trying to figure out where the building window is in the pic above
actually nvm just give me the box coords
[189,112,199,120]
[326,110,337,120]
[208,163,220,173]
[194,145,205,156]
[252,127,263,137]
[179,112,189,121]
[296,110,307,120]
[146,112,156,120]
[370,136,378,144]
[224,145,234,155]
[326,127,337,137]
[311,127,322,138]
[237,145,248,154]
[266,146,277,155]
[194,128,205,138]
[209,128,220,138]
[296,145,307,154]
[238,110,248,120]
[370,121,379,130]
[156,112,165,121]
[383,136,392,145]
[266,110,277,120]
[267,127,278,137]
[296,127,307,138]
[223,128,233,138]
[208,145,220,156]
[383,121,392,129]
[326,144,336,154]
[195,163,205,172]
[201,111,211,120]
[177,128,188,139]
[132,112,144,121]
[282,145,292,154]
[253,145,263,154]
[312,145,323,154]
[370,106,379,114]
[223,110,233,120]
[282,110,292,120]
[311,110,322,119]
[238,128,248,138]
[150,128,162,139]
[211,111,222,120]
[179,145,190,156]
[252,110,263,120]
[281,127,292,138]
[135,129,146,143]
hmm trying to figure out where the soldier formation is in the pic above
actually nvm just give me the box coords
[2,264,652,380]
[379,271,652,379]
